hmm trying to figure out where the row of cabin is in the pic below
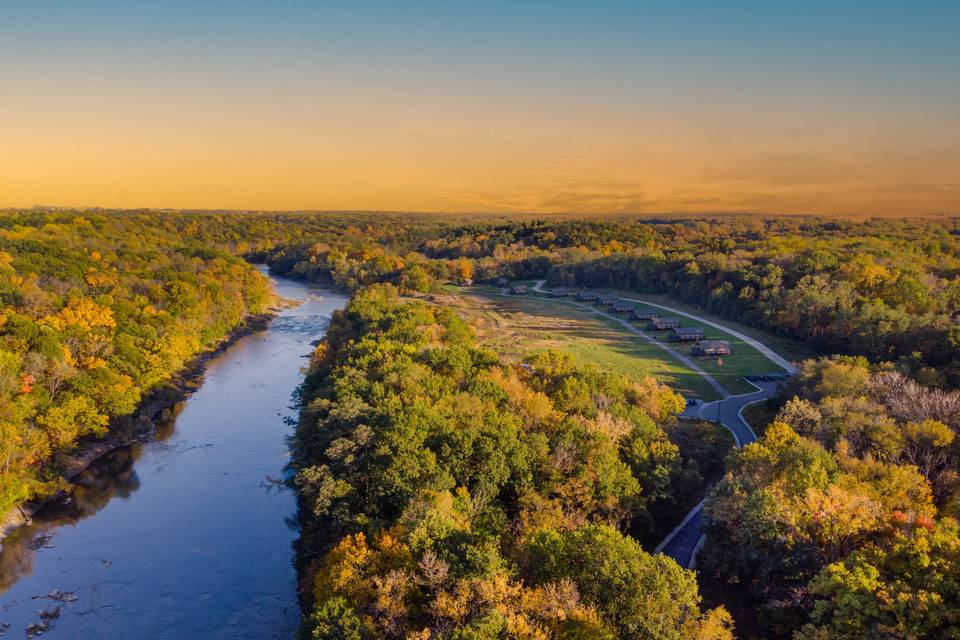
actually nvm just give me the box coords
[639,312,734,357]
[671,326,705,341]
[552,289,732,357]
[692,340,732,356]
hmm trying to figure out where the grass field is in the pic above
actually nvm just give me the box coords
[443,286,723,401]
[459,281,798,396]
[616,299,779,395]
[583,286,818,363]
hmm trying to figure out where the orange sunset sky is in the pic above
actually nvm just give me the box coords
[2,2,958,215]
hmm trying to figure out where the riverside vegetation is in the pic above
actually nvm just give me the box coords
[3,209,960,638]
[291,284,734,639]
[0,211,267,518]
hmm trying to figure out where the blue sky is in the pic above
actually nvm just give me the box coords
[1,1,957,213]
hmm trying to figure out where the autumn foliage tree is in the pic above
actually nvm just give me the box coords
[292,285,733,639]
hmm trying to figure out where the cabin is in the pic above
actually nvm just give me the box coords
[459,278,474,287]
[650,317,681,330]
[577,292,599,302]
[496,277,509,287]
[599,297,619,307]
[693,340,732,357]
[550,287,574,297]
[632,310,659,321]
[613,303,633,313]
[511,285,528,295]
[671,326,706,342]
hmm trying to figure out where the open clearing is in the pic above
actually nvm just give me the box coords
[618,299,780,395]
[441,287,723,401]
[586,287,818,363]
[455,282,798,397]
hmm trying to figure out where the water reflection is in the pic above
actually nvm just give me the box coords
[0,271,346,639]
[0,407,182,593]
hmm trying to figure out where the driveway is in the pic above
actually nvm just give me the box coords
[656,380,780,567]
[506,281,791,568]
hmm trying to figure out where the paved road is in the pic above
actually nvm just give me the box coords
[527,280,730,399]
[616,295,798,375]
[517,281,791,568]
[655,380,780,567]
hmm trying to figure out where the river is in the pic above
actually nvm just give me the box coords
[0,269,346,639]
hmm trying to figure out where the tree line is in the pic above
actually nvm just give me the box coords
[260,215,960,388]
[291,284,735,639]
[703,356,960,638]
[0,210,267,516]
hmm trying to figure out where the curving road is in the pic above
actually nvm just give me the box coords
[528,280,791,569]
[654,380,780,567]
[517,281,790,568]
[615,296,798,375]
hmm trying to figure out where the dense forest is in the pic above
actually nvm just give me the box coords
[291,284,734,639]
[31,209,950,389]
[3,208,960,638]
[0,211,267,517]
[703,356,960,638]
[258,213,960,639]
[262,215,960,388]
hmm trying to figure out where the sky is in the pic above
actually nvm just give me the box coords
[1,1,958,215]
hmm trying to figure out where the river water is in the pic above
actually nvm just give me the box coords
[0,270,346,639]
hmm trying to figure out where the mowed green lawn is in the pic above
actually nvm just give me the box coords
[508,284,794,395]
[464,281,795,397]
[452,286,722,401]
[584,287,817,363]
[622,300,783,395]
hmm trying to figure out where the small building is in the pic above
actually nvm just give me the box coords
[577,292,599,302]
[511,285,528,295]
[693,340,732,357]
[632,310,659,321]
[599,297,619,307]
[650,317,681,330]
[671,326,706,342]
[550,287,574,297]
[459,278,474,287]
[496,277,509,287]
[612,303,633,313]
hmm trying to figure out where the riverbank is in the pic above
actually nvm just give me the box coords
[0,310,276,546]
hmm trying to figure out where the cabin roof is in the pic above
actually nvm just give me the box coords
[674,326,705,334]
